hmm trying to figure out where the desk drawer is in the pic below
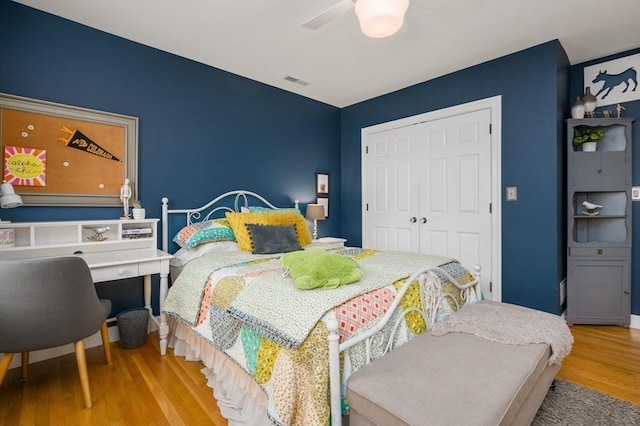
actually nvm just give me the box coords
[139,260,162,276]
[91,264,139,282]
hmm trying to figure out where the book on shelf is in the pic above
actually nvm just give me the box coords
[122,233,153,239]
[122,227,153,235]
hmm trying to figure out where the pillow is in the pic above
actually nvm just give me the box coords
[247,206,301,214]
[173,219,236,249]
[214,218,232,228]
[226,211,313,251]
[170,240,240,267]
[246,224,301,254]
[281,250,364,290]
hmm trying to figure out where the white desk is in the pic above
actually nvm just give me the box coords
[0,219,174,355]
[81,248,173,355]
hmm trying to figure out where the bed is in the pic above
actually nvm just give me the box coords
[159,190,482,426]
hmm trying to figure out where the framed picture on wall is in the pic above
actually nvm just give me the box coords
[316,172,329,195]
[317,196,329,218]
[0,93,138,206]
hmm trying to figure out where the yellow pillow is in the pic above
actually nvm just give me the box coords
[225,211,313,251]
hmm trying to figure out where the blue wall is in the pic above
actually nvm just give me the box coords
[569,48,640,316]
[340,41,570,314]
[0,0,342,244]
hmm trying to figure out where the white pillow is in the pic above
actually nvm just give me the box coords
[170,240,239,267]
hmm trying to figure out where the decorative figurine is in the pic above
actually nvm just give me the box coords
[582,200,603,216]
[120,178,131,219]
[616,103,625,118]
[85,226,111,241]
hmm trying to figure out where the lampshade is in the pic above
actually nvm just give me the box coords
[355,0,409,38]
[0,183,23,209]
[306,204,325,221]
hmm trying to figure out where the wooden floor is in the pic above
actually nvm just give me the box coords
[1,325,638,425]
[556,325,640,406]
[0,334,227,426]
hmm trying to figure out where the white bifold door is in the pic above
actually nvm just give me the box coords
[362,108,492,299]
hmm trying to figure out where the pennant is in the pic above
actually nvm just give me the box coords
[59,126,121,162]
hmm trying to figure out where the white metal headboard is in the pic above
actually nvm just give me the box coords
[161,190,299,252]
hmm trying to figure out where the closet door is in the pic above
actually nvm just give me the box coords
[417,109,492,277]
[363,102,497,300]
[362,125,420,252]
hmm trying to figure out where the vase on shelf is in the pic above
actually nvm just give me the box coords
[581,87,597,114]
[571,97,585,119]
[582,142,597,152]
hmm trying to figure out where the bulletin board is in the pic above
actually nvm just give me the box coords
[0,93,138,206]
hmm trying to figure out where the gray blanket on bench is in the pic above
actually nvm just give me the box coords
[429,301,573,364]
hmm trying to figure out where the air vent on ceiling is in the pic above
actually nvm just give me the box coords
[283,75,309,86]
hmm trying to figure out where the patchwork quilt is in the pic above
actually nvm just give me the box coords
[163,247,478,425]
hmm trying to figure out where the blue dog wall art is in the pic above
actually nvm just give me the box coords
[584,53,640,107]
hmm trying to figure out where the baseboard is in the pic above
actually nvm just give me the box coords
[630,314,640,329]
[559,309,639,330]
[5,318,159,370]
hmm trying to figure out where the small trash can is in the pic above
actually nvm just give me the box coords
[117,308,149,349]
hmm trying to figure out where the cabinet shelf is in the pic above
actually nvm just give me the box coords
[566,118,631,152]
[571,191,627,217]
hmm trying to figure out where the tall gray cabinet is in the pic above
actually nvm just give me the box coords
[566,118,633,326]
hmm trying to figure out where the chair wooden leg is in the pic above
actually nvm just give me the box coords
[74,340,92,409]
[100,321,112,365]
[21,352,29,381]
[0,353,14,386]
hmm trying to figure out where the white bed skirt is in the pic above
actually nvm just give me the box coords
[169,319,272,425]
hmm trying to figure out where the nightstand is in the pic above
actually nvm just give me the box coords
[315,237,347,247]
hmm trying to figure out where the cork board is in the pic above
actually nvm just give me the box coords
[0,93,138,206]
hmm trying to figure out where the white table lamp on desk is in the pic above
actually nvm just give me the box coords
[0,182,23,247]
[306,203,325,240]
[1,182,23,211]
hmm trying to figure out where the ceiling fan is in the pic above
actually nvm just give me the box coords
[302,0,355,30]
[302,0,410,38]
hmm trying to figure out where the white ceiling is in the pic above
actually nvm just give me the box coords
[14,0,640,107]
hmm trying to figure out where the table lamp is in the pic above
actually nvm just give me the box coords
[306,203,325,240]
[0,182,23,247]
[1,182,23,221]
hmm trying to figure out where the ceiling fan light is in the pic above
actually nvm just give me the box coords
[355,0,409,38]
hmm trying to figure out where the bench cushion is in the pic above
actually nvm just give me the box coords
[347,332,555,426]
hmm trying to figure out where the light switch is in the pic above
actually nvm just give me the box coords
[632,186,640,201]
[506,187,517,201]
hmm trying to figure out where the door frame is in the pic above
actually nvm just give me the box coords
[361,96,502,301]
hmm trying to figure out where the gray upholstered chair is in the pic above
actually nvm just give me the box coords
[0,256,112,408]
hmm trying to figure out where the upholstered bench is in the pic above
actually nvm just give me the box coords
[347,302,570,426]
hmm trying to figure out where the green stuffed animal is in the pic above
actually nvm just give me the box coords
[281,250,364,290]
